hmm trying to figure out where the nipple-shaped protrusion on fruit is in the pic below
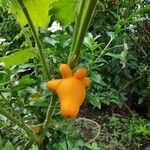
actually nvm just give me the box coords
[74,67,87,80]
[47,79,62,91]
[60,64,73,78]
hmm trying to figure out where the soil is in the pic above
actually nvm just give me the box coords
[78,102,150,150]
[79,102,129,121]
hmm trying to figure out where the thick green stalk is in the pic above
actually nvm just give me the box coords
[94,35,115,63]
[16,0,51,80]
[0,105,38,143]
[68,0,98,67]
[70,0,86,52]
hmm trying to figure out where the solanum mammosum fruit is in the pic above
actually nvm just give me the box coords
[47,64,90,119]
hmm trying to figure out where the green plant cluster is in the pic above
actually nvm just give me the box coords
[81,0,150,112]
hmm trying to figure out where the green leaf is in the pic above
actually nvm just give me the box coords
[0,49,35,68]
[13,75,35,91]
[0,120,6,128]
[128,7,150,20]
[116,7,150,31]
[90,71,108,86]
[90,71,102,84]
[10,0,53,26]
[2,141,14,150]
[49,0,78,25]
[87,93,101,109]
[138,97,143,105]
[91,142,99,150]
[30,144,39,150]
[0,0,8,7]
[105,52,121,59]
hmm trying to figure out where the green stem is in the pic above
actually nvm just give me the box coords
[0,105,38,143]
[16,0,58,145]
[70,0,86,53]
[68,0,98,68]
[16,0,51,80]
[38,94,57,144]
[94,35,115,63]
[22,27,33,48]
[22,27,39,76]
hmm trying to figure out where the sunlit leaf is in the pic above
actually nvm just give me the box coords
[10,0,53,26]
[0,49,35,68]
[49,0,78,25]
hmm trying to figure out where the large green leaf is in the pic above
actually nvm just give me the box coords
[0,49,35,68]
[10,0,53,26]
[49,0,78,25]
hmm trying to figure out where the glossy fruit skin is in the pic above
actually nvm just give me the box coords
[47,64,90,119]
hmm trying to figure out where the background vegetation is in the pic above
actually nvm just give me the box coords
[0,0,150,149]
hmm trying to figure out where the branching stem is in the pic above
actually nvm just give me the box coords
[94,35,115,63]
[68,0,98,68]
[16,0,57,145]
